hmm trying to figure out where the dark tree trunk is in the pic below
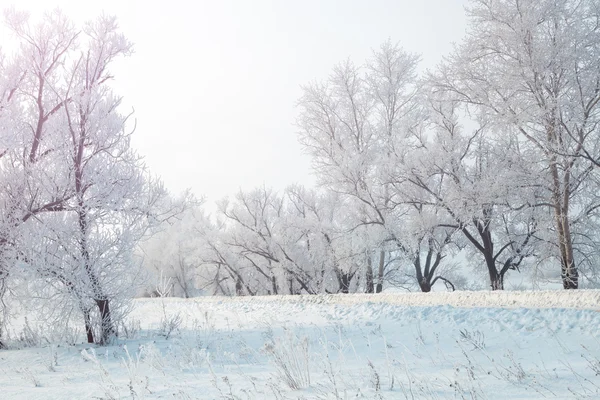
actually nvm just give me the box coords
[271,275,279,295]
[235,277,243,295]
[288,277,295,295]
[490,272,504,291]
[96,298,114,345]
[376,250,385,293]
[84,308,94,344]
[340,273,351,294]
[418,280,432,293]
[461,213,507,291]
[562,258,579,289]
[365,255,374,293]
[485,253,504,291]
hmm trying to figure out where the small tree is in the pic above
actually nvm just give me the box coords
[140,205,207,298]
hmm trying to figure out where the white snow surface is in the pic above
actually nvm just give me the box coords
[1,290,600,399]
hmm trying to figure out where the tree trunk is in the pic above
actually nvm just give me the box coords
[414,252,427,292]
[235,277,243,295]
[548,133,578,289]
[365,255,374,293]
[340,272,351,294]
[0,275,6,349]
[75,114,117,344]
[271,275,279,295]
[471,217,505,291]
[490,272,504,291]
[79,209,115,344]
[376,250,385,293]
[96,298,114,345]
[484,252,504,290]
[288,277,295,295]
[418,280,432,292]
[84,308,94,344]
[556,208,578,289]
[561,254,578,289]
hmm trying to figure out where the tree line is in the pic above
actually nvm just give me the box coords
[3,0,600,347]
[144,0,600,297]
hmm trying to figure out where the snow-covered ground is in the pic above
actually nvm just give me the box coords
[1,291,600,399]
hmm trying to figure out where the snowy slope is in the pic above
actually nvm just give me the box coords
[1,291,599,399]
[138,289,600,309]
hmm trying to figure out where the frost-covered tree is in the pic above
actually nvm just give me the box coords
[284,185,372,294]
[216,187,355,295]
[160,186,377,296]
[398,93,542,290]
[0,9,82,346]
[434,0,600,288]
[140,204,208,298]
[297,41,474,292]
[0,10,173,345]
[297,36,554,291]
[217,188,290,295]
[297,41,429,292]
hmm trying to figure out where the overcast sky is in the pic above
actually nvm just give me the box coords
[4,0,468,202]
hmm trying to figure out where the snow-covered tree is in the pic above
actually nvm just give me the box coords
[297,41,427,292]
[216,187,346,295]
[140,203,208,298]
[163,186,378,296]
[297,41,466,292]
[0,9,83,346]
[0,10,174,345]
[434,0,600,289]
[400,94,541,290]
[283,185,371,294]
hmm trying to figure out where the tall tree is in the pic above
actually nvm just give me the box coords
[397,93,541,290]
[0,10,174,345]
[434,0,600,288]
[0,9,83,346]
[297,41,425,292]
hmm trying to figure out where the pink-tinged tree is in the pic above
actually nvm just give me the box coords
[0,10,175,345]
[0,9,83,346]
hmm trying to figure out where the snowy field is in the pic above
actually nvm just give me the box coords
[1,291,600,399]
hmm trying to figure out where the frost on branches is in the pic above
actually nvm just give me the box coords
[294,0,600,292]
[113,1,600,299]
[0,10,171,346]
[433,0,600,289]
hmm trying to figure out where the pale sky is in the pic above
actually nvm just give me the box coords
[3,0,468,202]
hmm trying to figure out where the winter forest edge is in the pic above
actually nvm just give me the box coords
[2,0,600,348]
